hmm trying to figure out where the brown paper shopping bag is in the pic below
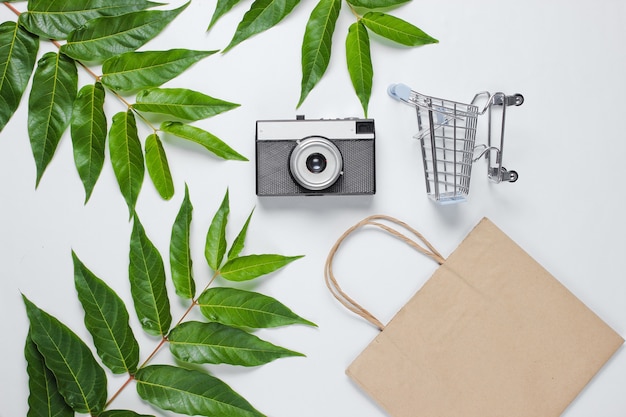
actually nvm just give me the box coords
[325,215,623,417]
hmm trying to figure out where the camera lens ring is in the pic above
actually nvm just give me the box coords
[290,136,343,191]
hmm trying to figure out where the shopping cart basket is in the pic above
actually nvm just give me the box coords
[388,83,524,204]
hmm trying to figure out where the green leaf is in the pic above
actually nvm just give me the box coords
[109,110,144,218]
[25,332,73,417]
[198,287,316,328]
[227,208,254,261]
[72,251,140,375]
[135,365,266,417]
[101,49,216,93]
[28,52,78,187]
[160,121,248,161]
[297,0,341,108]
[220,254,303,282]
[134,88,240,121]
[61,3,189,61]
[19,0,159,40]
[100,411,155,417]
[346,21,373,117]
[170,184,195,299]
[205,189,229,271]
[22,295,108,415]
[208,0,243,30]
[169,321,304,366]
[129,214,172,337]
[223,0,301,53]
[145,133,174,200]
[361,12,438,46]
[0,21,39,133]
[346,0,411,8]
[71,82,107,203]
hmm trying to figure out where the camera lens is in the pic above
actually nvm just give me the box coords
[290,137,343,191]
[306,153,327,173]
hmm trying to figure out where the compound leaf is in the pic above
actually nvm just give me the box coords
[109,110,144,218]
[0,21,39,134]
[135,365,266,417]
[71,82,107,203]
[19,0,159,40]
[145,133,174,200]
[28,52,77,187]
[198,287,316,328]
[227,207,254,261]
[23,295,107,415]
[101,49,217,93]
[170,184,195,299]
[169,321,304,366]
[25,332,73,417]
[61,3,189,61]
[134,88,240,121]
[220,254,303,282]
[346,21,373,117]
[160,121,248,161]
[297,0,341,108]
[361,12,438,46]
[72,251,140,375]
[129,214,172,337]
[205,189,229,271]
[223,0,301,53]
[208,0,243,30]
[346,0,411,8]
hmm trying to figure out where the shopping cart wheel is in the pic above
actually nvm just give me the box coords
[502,168,519,182]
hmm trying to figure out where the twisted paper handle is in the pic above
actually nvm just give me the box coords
[324,214,445,331]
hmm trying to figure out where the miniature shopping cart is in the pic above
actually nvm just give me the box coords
[388,83,524,204]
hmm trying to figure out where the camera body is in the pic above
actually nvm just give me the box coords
[256,116,376,196]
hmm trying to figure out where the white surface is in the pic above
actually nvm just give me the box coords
[1,1,625,416]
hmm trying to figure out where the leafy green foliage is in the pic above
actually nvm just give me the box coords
[25,333,73,417]
[1,2,245,211]
[71,82,107,203]
[61,4,189,61]
[22,192,313,417]
[222,0,302,53]
[23,296,108,415]
[346,21,373,116]
[19,0,158,40]
[134,88,240,121]
[205,189,230,271]
[101,49,217,93]
[28,52,77,187]
[213,0,437,114]
[298,0,342,108]
[198,287,316,328]
[168,321,304,366]
[208,0,243,30]
[129,214,172,337]
[135,365,266,417]
[145,133,174,200]
[109,110,145,217]
[220,254,304,282]
[170,184,195,299]
[0,21,38,133]
[73,251,140,375]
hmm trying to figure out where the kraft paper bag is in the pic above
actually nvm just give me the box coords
[325,215,623,417]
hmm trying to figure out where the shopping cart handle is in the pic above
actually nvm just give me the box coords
[388,83,413,102]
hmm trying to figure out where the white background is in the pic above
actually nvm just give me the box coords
[1,1,625,416]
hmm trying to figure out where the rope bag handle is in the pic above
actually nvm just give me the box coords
[324,214,446,331]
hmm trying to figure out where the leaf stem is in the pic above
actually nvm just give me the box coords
[3,1,20,16]
[105,270,220,410]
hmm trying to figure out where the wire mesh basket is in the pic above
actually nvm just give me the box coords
[388,83,523,204]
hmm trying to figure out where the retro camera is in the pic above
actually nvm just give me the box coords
[256,116,376,196]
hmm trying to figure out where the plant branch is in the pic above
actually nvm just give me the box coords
[3,1,20,16]
[105,270,221,410]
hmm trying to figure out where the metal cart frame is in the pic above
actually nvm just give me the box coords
[388,83,523,204]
